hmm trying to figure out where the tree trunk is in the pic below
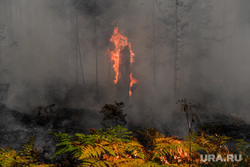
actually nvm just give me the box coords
[27,0,34,61]
[152,0,156,86]
[74,8,79,85]
[94,0,98,94]
[175,0,181,100]
[117,46,130,103]
[75,8,86,88]
[189,1,202,95]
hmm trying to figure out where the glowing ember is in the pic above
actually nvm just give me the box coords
[107,25,138,96]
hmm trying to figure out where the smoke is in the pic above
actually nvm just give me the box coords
[0,0,250,135]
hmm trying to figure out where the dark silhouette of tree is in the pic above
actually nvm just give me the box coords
[177,98,199,166]
[99,101,127,127]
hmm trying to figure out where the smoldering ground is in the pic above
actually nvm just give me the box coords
[0,0,250,142]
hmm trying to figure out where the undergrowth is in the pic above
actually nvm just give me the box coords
[0,126,249,166]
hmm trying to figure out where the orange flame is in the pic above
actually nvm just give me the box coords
[107,25,138,96]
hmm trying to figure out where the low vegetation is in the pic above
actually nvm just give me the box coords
[0,101,249,166]
[1,125,249,166]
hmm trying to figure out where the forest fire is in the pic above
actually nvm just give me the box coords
[107,25,138,96]
[1,1,250,166]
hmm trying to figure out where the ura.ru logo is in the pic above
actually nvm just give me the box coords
[200,154,242,162]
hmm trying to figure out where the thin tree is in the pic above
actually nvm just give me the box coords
[0,24,5,64]
[175,0,182,100]
[152,0,156,86]
[186,0,215,94]
[94,0,98,94]
[75,7,86,88]
[73,0,113,93]
[177,98,199,167]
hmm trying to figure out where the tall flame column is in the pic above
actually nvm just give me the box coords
[107,25,138,101]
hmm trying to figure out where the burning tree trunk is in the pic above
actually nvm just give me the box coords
[175,0,182,100]
[107,26,138,100]
[116,46,130,102]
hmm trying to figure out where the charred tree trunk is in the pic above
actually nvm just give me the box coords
[116,46,130,103]
[175,0,182,100]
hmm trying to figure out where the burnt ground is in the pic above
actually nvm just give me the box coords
[0,103,250,163]
[0,103,103,163]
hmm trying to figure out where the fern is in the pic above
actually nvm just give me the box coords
[137,127,165,151]
[0,147,27,166]
[0,140,48,166]
[79,144,105,159]
[151,136,189,165]
[191,131,231,155]
[51,126,146,166]
[114,158,145,167]
[95,125,133,141]
[235,139,249,154]
[183,131,206,154]
[142,160,163,167]
[50,132,80,158]
[81,158,112,167]
[19,137,41,164]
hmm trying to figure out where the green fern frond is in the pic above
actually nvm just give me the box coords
[142,160,161,167]
[122,141,145,158]
[186,131,231,154]
[51,126,146,164]
[114,158,145,167]
[79,144,106,159]
[81,159,112,167]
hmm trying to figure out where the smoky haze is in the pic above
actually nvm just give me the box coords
[0,0,250,133]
